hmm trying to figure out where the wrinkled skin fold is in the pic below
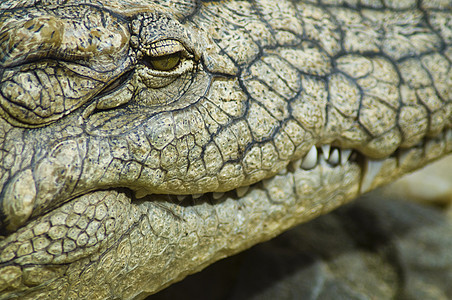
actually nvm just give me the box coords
[0,0,451,298]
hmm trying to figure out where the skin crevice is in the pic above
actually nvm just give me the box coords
[0,0,451,298]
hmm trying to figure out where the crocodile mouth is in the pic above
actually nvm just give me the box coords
[131,127,451,204]
[1,128,449,238]
[133,144,361,201]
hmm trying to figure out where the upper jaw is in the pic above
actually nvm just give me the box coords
[1,104,451,235]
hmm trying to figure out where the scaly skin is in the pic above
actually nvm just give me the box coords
[0,0,451,298]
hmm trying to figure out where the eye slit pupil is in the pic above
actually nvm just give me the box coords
[142,52,181,71]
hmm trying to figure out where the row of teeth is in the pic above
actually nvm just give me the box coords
[172,145,356,201]
[183,184,251,201]
[289,144,353,170]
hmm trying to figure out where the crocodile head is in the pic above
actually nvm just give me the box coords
[0,0,450,298]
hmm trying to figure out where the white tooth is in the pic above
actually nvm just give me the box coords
[177,195,188,201]
[424,138,438,153]
[360,159,384,193]
[212,192,224,200]
[192,193,203,199]
[328,148,340,165]
[236,186,249,197]
[446,128,452,151]
[278,167,288,175]
[321,145,331,160]
[135,189,148,199]
[397,147,412,166]
[340,149,352,165]
[290,158,302,170]
[301,145,318,170]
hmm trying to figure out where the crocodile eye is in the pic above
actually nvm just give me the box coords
[140,39,190,72]
[143,51,181,71]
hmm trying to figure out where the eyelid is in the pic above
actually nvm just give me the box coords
[139,39,195,74]
[146,39,190,58]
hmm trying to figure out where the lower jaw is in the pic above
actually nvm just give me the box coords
[2,129,451,299]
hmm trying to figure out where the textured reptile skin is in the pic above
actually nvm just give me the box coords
[0,0,451,298]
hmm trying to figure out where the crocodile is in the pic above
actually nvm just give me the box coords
[0,0,451,298]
